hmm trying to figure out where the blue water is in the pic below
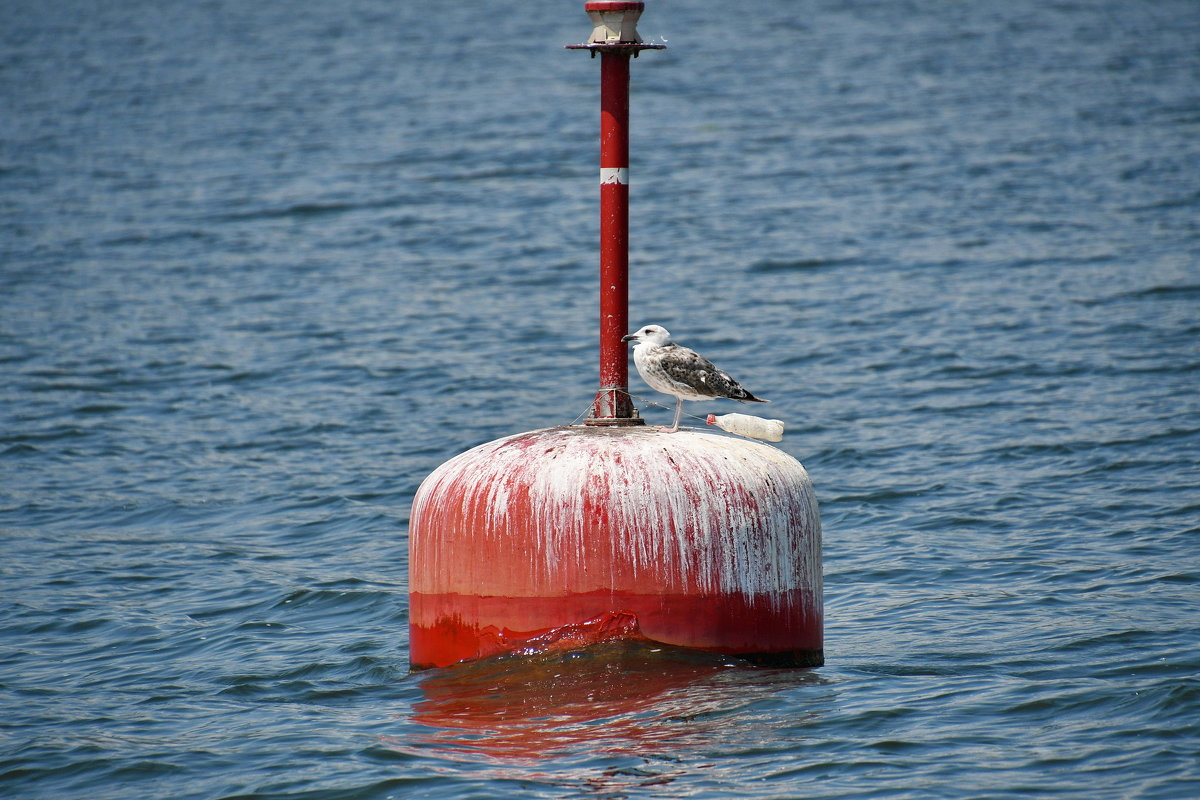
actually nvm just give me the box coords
[2,0,1199,797]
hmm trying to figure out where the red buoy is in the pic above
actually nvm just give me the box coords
[407,2,822,671]
[409,427,822,669]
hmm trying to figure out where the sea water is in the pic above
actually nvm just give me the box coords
[2,0,1198,797]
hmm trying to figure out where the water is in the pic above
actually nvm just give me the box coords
[2,0,1198,797]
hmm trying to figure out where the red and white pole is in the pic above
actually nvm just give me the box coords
[594,52,632,422]
[570,2,664,425]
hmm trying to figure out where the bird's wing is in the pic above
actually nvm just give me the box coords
[656,344,754,399]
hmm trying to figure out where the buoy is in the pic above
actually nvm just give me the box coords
[707,412,786,442]
[409,426,822,670]
[407,2,823,671]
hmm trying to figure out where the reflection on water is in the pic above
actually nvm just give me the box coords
[391,640,827,772]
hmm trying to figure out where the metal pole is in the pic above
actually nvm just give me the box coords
[594,51,633,422]
[569,1,664,426]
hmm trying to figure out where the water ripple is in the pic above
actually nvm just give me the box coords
[3,0,1199,797]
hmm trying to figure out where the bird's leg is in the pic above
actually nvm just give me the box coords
[656,397,684,433]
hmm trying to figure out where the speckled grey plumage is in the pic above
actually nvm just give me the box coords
[622,324,767,431]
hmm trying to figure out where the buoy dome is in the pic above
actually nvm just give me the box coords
[409,426,822,670]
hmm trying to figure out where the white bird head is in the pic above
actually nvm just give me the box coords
[621,324,672,347]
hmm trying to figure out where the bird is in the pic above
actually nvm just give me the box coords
[621,324,768,432]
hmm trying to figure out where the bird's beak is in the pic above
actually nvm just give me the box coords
[621,333,637,343]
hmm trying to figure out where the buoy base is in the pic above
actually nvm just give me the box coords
[410,588,823,671]
[409,426,823,672]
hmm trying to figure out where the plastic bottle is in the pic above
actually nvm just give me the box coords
[706,413,785,442]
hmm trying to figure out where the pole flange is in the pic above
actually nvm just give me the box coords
[586,388,646,426]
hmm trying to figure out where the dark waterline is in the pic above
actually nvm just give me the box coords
[2,0,1199,798]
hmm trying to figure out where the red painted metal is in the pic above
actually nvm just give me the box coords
[409,427,823,670]
[591,51,636,423]
[564,0,662,423]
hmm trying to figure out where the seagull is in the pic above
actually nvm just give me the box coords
[621,324,768,432]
